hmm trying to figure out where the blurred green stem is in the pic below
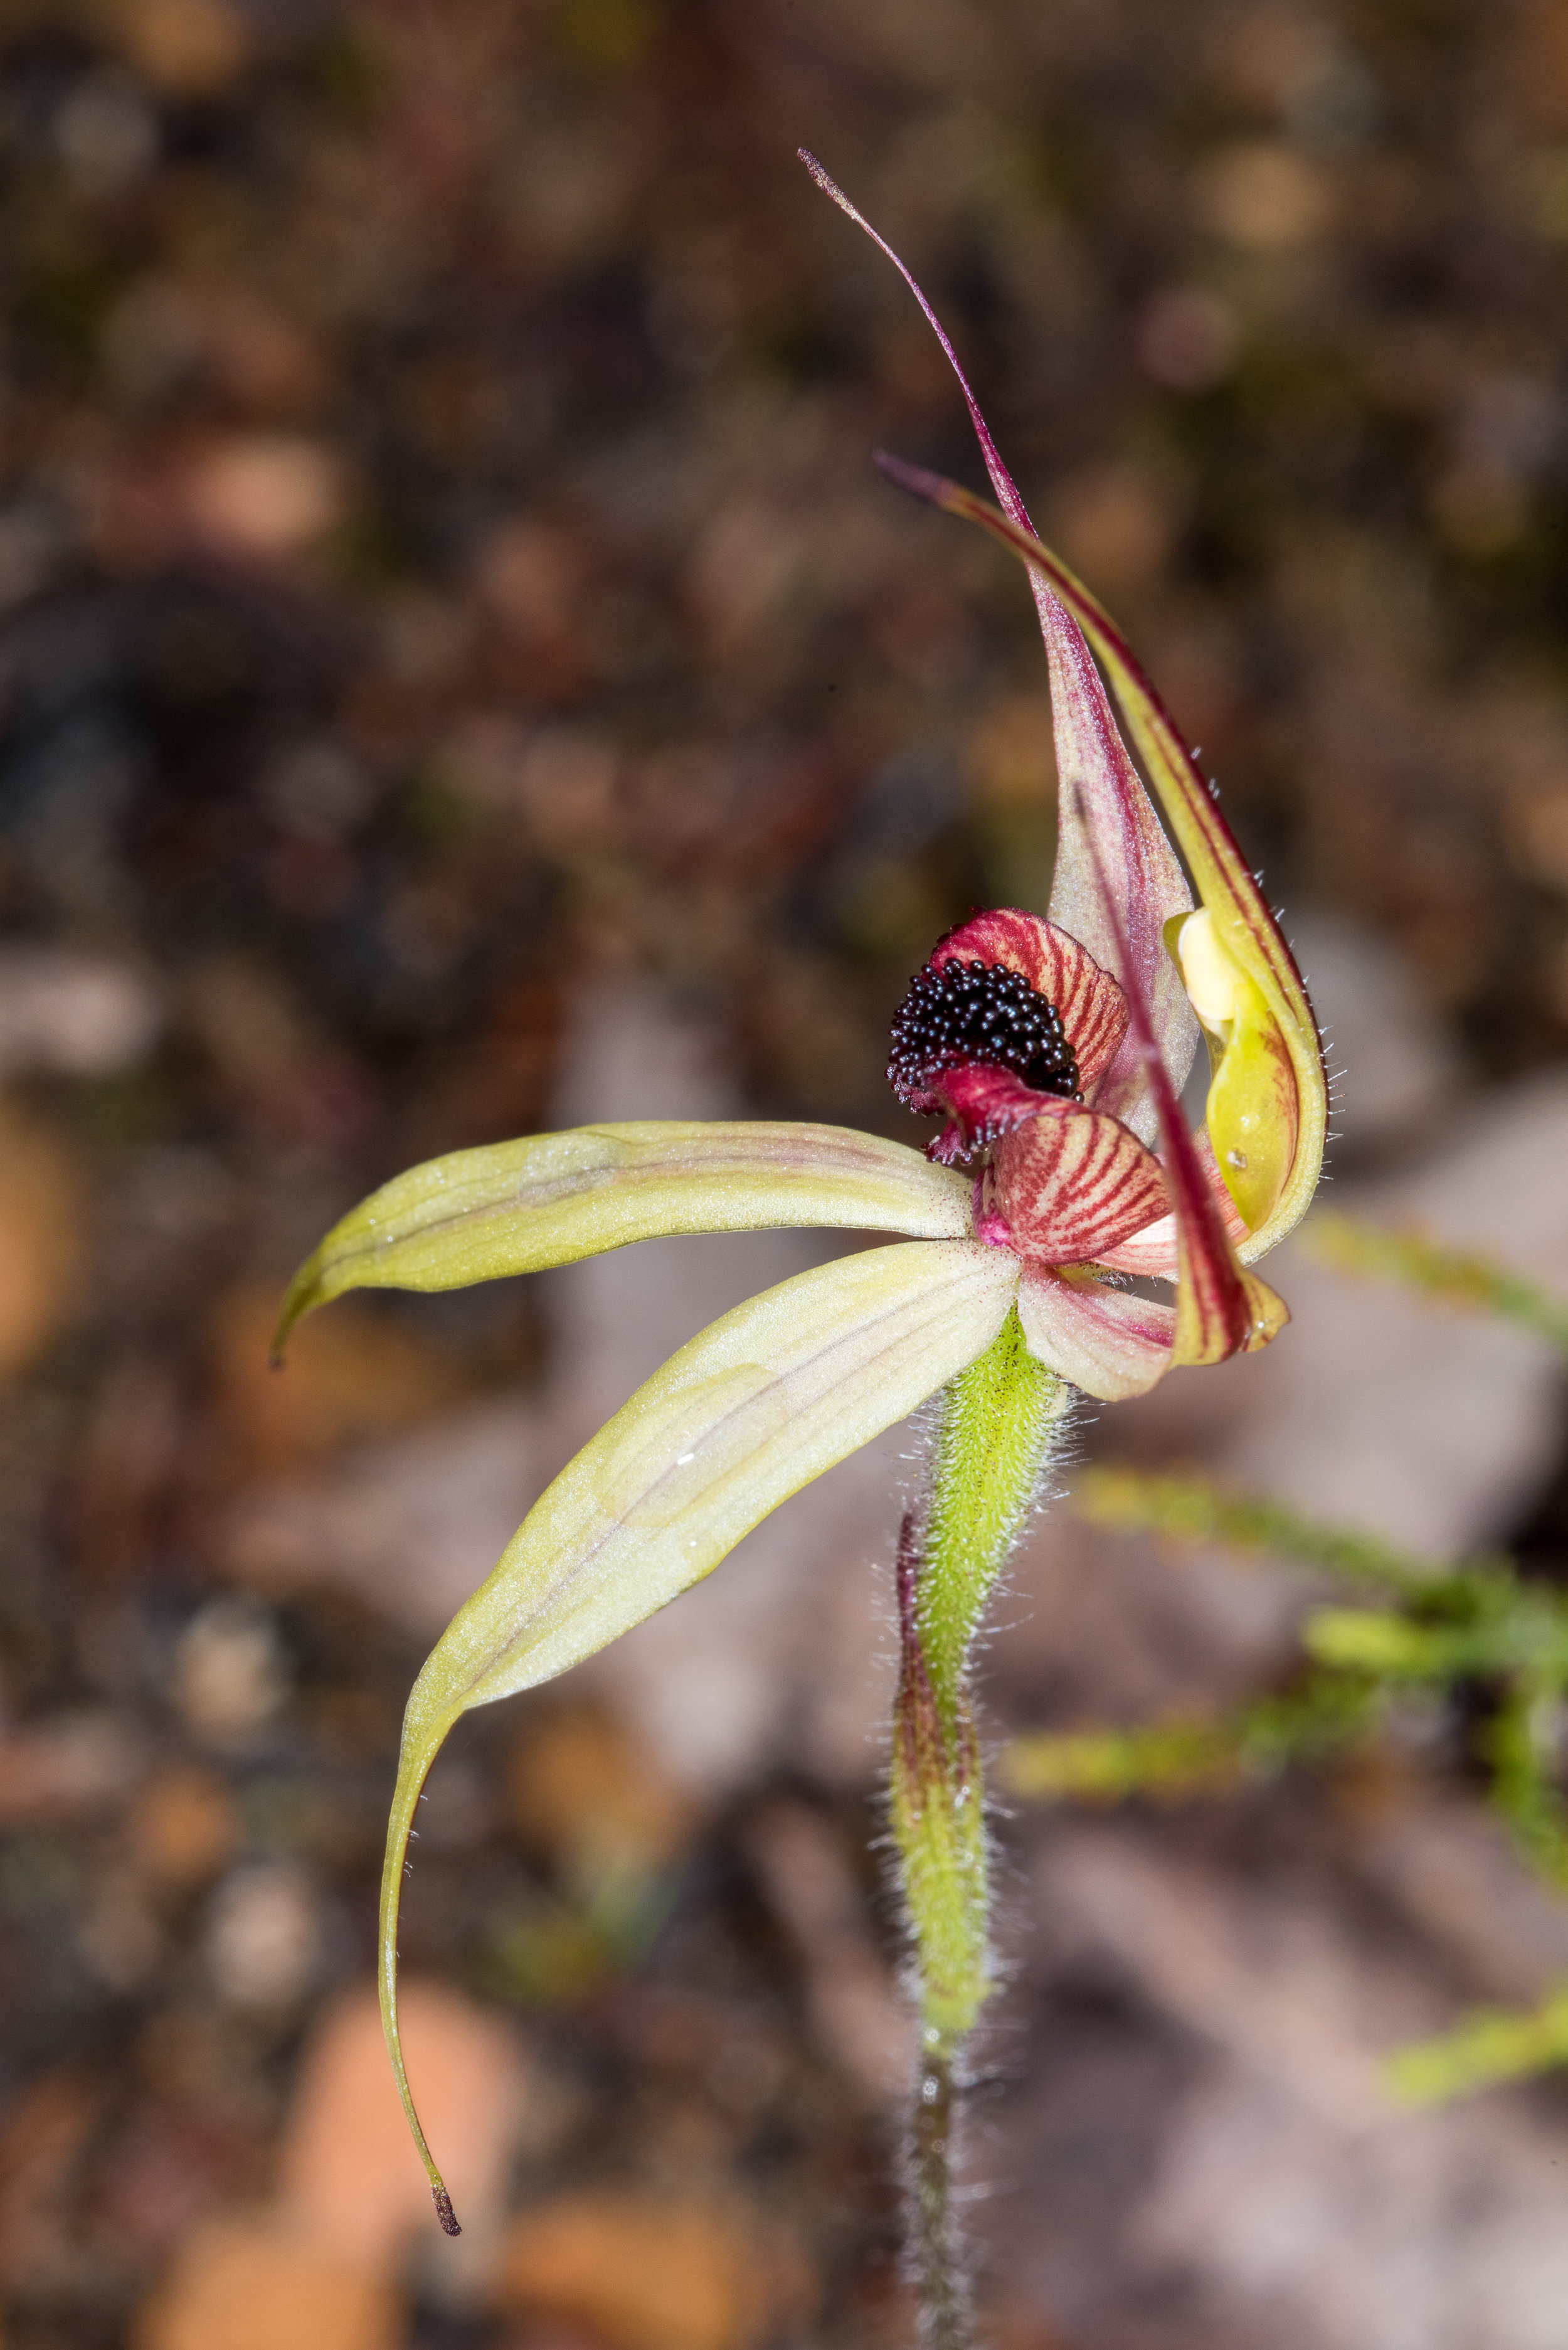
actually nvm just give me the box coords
[1303,1210,1568,1354]
[891,1310,1067,2347]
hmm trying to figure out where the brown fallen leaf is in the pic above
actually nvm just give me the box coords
[132,2214,398,2350]
[129,1768,240,1887]
[210,1282,462,1475]
[115,0,253,94]
[495,2194,806,2350]
[0,1100,85,1380]
[506,1702,694,1874]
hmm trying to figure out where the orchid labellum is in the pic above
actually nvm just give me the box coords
[274,164,1327,2288]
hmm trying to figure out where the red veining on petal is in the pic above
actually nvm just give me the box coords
[1094,1129,1249,1277]
[930,910,1130,1103]
[1015,1265,1176,1401]
[991,1103,1171,1267]
[1067,786,1265,1362]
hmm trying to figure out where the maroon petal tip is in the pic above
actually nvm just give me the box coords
[874,449,948,503]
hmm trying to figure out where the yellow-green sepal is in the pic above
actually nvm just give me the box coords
[376,1236,1019,2209]
[985,501,1325,1252]
[275,1120,975,1356]
[1032,558,1325,1250]
[875,464,1328,1256]
[1167,909,1299,1236]
[1202,972,1300,1235]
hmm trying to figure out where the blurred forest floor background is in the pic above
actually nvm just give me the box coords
[5,1,1568,2346]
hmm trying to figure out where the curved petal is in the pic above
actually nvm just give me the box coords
[1090,1215,1179,1280]
[1175,913,1301,1234]
[1036,598,1199,1137]
[1091,836,1288,1362]
[1016,1266,1175,1400]
[798,158,1196,1140]
[1094,1129,1249,1276]
[925,1064,1046,1165]
[275,1121,975,1353]
[1006,700,1285,1364]
[869,456,1327,1253]
[990,1103,1170,1265]
[1066,598,1324,1251]
[375,1237,1019,2209]
[931,909,1130,1101]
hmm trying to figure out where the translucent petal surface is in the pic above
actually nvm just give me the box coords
[276,1121,975,1351]
[1015,1266,1177,1400]
[1202,969,1301,1233]
[1036,594,1198,1138]
[377,1238,1018,2198]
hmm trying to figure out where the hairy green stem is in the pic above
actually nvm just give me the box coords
[890,1309,1069,2344]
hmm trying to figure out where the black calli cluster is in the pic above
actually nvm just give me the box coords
[888,958,1081,1108]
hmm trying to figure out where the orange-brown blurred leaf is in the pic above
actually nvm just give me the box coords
[495,2194,810,2350]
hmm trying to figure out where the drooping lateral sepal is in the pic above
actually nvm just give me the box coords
[375,1238,1018,2190]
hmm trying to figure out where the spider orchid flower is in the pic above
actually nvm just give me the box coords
[273,194,1325,2231]
[798,152,1326,1271]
